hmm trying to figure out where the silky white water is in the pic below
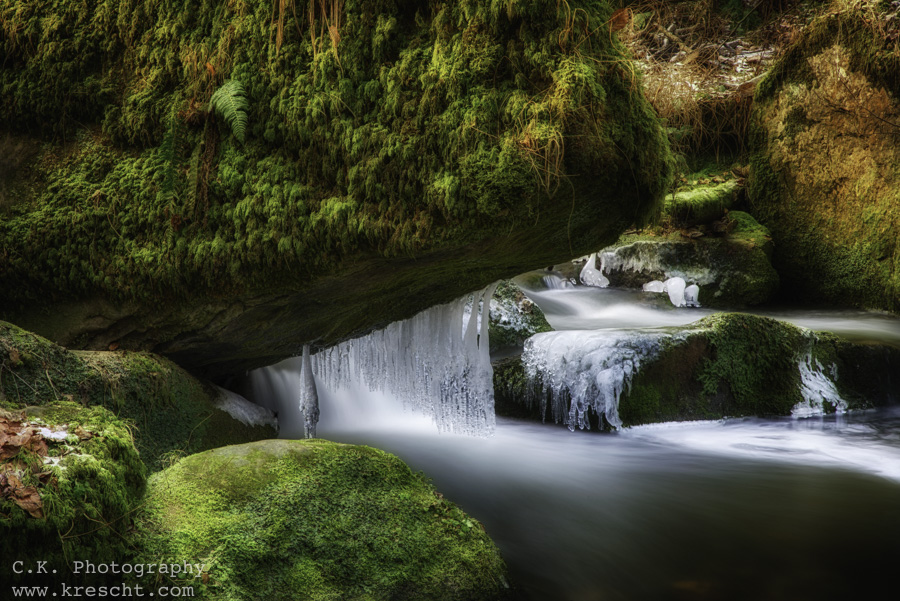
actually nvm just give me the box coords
[243,274,900,600]
[311,384,900,601]
[249,285,498,437]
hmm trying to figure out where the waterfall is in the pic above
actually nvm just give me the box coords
[249,284,499,437]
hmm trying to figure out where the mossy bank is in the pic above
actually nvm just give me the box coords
[749,1,900,312]
[137,439,509,601]
[0,0,672,376]
[1,320,274,470]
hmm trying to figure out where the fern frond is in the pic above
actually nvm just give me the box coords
[210,79,249,143]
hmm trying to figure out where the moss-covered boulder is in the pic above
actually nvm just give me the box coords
[0,0,672,377]
[496,313,900,427]
[0,320,274,470]
[598,210,779,306]
[137,439,509,600]
[665,179,741,226]
[489,280,552,355]
[749,2,900,312]
[1,402,145,578]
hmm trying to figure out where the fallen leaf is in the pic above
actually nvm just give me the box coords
[12,486,43,518]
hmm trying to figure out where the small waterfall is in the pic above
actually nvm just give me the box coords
[522,329,671,430]
[314,284,499,436]
[249,285,499,437]
[794,354,847,417]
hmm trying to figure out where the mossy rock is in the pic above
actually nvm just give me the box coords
[598,211,779,307]
[496,313,900,427]
[0,0,672,377]
[137,439,509,601]
[664,180,741,226]
[0,320,274,471]
[1,402,145,580]
[749,4,900,312]
[488,280,552,354]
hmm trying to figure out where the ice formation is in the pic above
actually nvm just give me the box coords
[642,280,666,293]
[312,284,499,436]
[599,242,714,286]
[214,386,279,429]
[579,254,609,288]
[664,277,687,307]
[684,284,700,307]
[794,354,847,417]
[522,329,672,430]
[299,344,320,438]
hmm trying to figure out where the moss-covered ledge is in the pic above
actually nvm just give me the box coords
[0,0,672,377]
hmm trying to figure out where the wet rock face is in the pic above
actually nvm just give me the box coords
[488,280,553,355]
[598,211,779,307]
[750,10,900,312]
[495,313,900,429]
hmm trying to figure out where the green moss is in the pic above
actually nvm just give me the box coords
[0,320,273,470]
[749,4,900,312]
[0,0,672,316]
[1,402,146,578]
[137,439,509,600]
[598,211,778,307]
[665,180,740,226]
[488,280,552,353]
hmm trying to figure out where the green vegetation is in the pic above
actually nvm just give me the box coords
[1,402,146,577]
[0,0,672,335]
[665,180,740,226]
[0,320,274,470]
[495,313,900,427]
[749,1,900,312]
[138,439,509,600]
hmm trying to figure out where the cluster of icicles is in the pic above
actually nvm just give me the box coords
[312,284,499,436]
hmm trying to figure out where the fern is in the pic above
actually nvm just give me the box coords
[210,80,249,143]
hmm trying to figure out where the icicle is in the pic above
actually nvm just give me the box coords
[684,284,701,307]
[300,344,319,438]
[642,280,666,293]
[310,285,499,436]
[579,253,609,288]
[522,329,670,430]
[663,277,686,307]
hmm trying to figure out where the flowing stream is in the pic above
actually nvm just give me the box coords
[247,278,900,600]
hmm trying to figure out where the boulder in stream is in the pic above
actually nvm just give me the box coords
[495,313,900,428]
[137,439,510,600]
[599,211,779,307]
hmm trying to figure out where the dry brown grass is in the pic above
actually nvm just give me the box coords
[617,0,819,158]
